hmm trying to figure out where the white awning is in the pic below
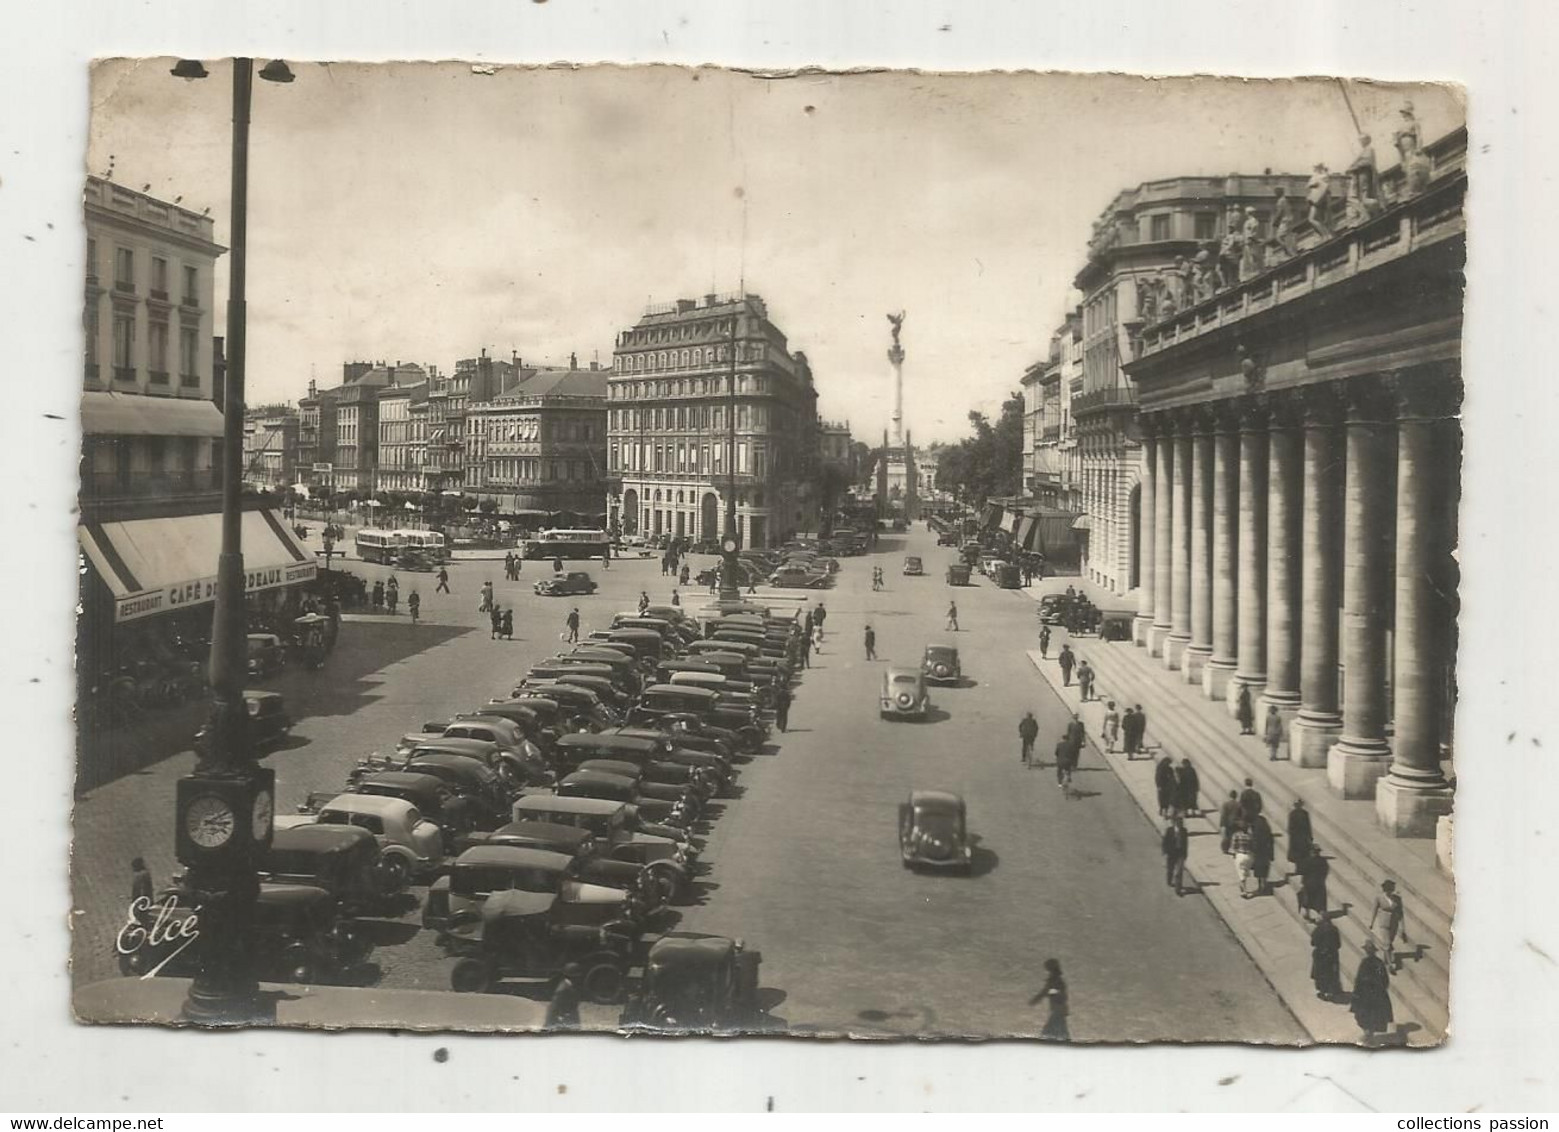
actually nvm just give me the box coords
[81,391,225,438]
[79,509,316,623]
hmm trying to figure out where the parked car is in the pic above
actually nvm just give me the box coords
[993,562,1023,589]
[898,790,973,873]
[246,633,286,678]
[351,770,475,849]
[880,667,932,721]
[391,752,510,829]
[767,565,829,589]
[423,845,647,935]
[903,556,925,576]
[260,824,401,913]
[510,793,695,876]
[459,821,671,905]
[193,689,292,757]
[535,571,598,597]
[621,933,763,1031]
[945,563,972,586]
[307,793,446,886]
[444,888,636,1001]
[921,644,962,685]
[554,769,695,829]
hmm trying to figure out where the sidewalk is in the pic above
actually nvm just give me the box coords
[1017,580,1452,1047]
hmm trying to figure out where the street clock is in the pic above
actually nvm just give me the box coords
[175,768,276,867]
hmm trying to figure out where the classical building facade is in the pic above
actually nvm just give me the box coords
[1073,170,1311,597]
[469,363,609,520]
[241,406,299,491]
[375,381,429,494]
[1124,127,1465,838]
[607,293,819,547]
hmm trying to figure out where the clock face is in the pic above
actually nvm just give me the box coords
[722,538,738,554]
[251,789,274,841]
[185,794,236,850]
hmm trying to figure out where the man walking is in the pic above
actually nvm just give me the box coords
[407,590,421,623]
[1057,643,1075,686]
[864,625,877,661]
[1076,660,1095,702]
[490,605,503,639]
[479,579,494,614]
[639,591,650,615]
[566,607,580,644]
[1155,754,1177,817]
[1174,757,1201,817]
[813,602,827,641]
[1018,710,1039,767]
[436,566,451,594]
[801,629,812,668]
[1162,816,1190,896]
[1038,624,1051,658]
[775,683,792,733]
[1263,705,1286,760]
[1120,705,1140,758]
[1238,777,1264,822]
[945,601,959,632]
[1249,810,1275,896]
[1218,789,1240,854]
[1101,701,1121,753]
[1054,734,1078,797]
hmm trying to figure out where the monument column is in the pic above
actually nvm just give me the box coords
[1134,421,1158,645]
[1184,410,1215,680]
[1165,418,1194,668]
[1291,385,1346,766]
[1376,375,1461,835]
[1260,392,1304,727]
[1148,414,1176,656]
[1328,375,1397,799]
[1228,398,1268,712]
[1203,405,1240,699]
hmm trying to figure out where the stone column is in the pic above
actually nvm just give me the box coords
[1134,424,1157,645]
[1203,406,1240,699]
[1148,419,1175,656]
[1328,376,1397,799]
[1184,412,1215,681]
[1228,400,1268,712]
[1163,422,1194,668]
[1260,394,1304,727]
[1377,377,1461,836]
[1291,385,1346,766]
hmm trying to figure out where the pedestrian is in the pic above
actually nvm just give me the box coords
[864,625,876,661]
[504,551,515,579]
[407,590,420,623]
[546,965,583,1031]
[479,580,494,614]
[1101,701,1120,753]
[671,589,681,607]
[436,566,450,594]
[1370,879,1411,973]
[1038,624,1051,658]
[1217,790,1239,854]
[1056,734,1079,797]
[775,684,792,733]
[130,857,153,904]
[1236,684,1256,735]
[1231,819,1257,898]
[1286,799,1314,871]
[801,629,812,668]
[1076,660,1095,701]
[1263,705,1286,760]
[1238,777,1263,822]
[1120,705,1139,757]
[386,575,399,614]
[814,602,827,639]
[1310,914,1345,1001]
[1249,811,1275,895]
[1132,704,1149,755]
[1175,757,1201,816]
[1018,710,1039,767]
[1351,942,1395,1043]
[639,591,650,615]
[566,607,581,644]
[1154,755,1177,817]
[490,606,503,639]
[1057,644,1075,686]
[680,564,690,586]
[945,601,959,632]
[1029,958,1070,1041]
[1162,816,1190,896]
[500,609,513,640]
[372,579,385,611]
[553,556,564,574]
[1297,845,1330,922]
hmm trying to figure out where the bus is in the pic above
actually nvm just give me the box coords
[522,528,610,561]
[354,529,403,563]
[393,528,448,563]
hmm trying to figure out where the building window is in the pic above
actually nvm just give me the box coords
[179,326,200,385]
[1194,212,1217,240]
[87,238,98,281]
[151,257,168,297]
[1149,214,1170,242]
[112,314,134,376]
[148,321,169,381]
[182,265,198,305]
[85,301,100,370]
[114,247,134,290]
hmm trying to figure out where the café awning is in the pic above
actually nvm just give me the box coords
[79,508,316,623]
[81,391,225,438]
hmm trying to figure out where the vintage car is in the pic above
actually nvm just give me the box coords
[510,794,695,876]
[306,793,446,886]
[575,759,708,817]
[621,933,763,1031]
[458,821,671,906]
[555,769,695,829]
[612,715,738,762]
[630,684,767,752]
[352,771,474,848]
[767,565,829,589]
[880,667,932,721]
[921,644,962,686]
[116,882,368,984]
[444,717,554,782]
[445,889,636,1001]
[553,732,723,796]
[395,548,436,572]
[517,681,619,730]
[402,735,530,790]
[611,615,698,648]
[945,563,972,586]
[422,845,647,935]
[392,752,511,829]
[601,628,668,664]
[936,530,961,547]
[898,790,973,872]
[193,689,292,757]
[534,570,598,597]
[668,670,769,710]
[246,633,287,678]
[539,671,631,712]
[902,556,925,577]
[1038,591,1100,631]
[992,561,1023,589]
[556,649,645,694]
[260,824,400,912]
[695,561,764,589]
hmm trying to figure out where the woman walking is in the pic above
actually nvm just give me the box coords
[1029,958,1070,1041]
[1309,914,1344,1001]
[1297,845,1330,922]
[1351,942,1395,1043]
[1154,755,1177,817]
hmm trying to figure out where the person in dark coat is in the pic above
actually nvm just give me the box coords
[1218,790,1240,854]
[1351,942,1394,1042]
[546,965,583,1030]
[1249,811,1275,895]
[863,625,876,661]
[1297,845,1330,922]
[1065,713,1086,751]
[1310,915,1344,1001]
[1054,736,1078,796]
[1162,817,1190,896]
[1038,624,1051,658]
[499,609,513,640]
[1286,799,1314,870]
[1174,758,1201,816]
[565,607,580,644]
[774,684,791,733]
[1018,711,1040,767]
[1263,705,1286,760]
[1121,706,1141,758]
[1029,958,1070,1041]
[1154,755,1177,816]
[130,857,154,904]
[1236,684,1256,734]
[490,606,503,639]
[372,579,385,611]
[801,630,812,668]
[1057,644,1075,686]
[1238,777,1264,822]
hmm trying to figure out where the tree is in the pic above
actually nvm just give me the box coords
[935,391,1024,506]
[478,498,499,515]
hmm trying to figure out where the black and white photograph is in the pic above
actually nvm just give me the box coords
[64,60,1471,1049]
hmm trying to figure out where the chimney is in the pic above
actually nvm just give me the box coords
[704,293,718,308]
[590,360,599,372]
[570,352,578,370]
[675,298,696,314]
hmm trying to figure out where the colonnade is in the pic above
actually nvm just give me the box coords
[1131,371,1459,836]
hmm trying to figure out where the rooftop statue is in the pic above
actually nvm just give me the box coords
[1269,186,1297,262]
[1395,101,1432,197]
[1345,135,1381,225]
[1307,163,1335,240]
[887,310,906,347]
[1240,207,1264,280]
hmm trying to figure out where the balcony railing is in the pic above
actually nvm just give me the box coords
[113,280,135,294]
[180,296,200,310]
[1041,425,1062,441]
[149,288,169,302]
[149,369,169,385]
[113,366,136,383]
[180,372,200,388]
[1071,386,1139,416]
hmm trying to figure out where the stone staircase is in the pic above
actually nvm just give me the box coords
[1043,634,1453,1043]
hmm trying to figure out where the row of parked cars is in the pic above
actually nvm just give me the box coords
[126,598,805,1029]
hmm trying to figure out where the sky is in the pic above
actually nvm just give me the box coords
[88,62,1464,444]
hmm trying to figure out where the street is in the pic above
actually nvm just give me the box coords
[72,527,1302,1042]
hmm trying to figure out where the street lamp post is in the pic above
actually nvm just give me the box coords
[169,57,292,1024]
[718,304,742,602]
